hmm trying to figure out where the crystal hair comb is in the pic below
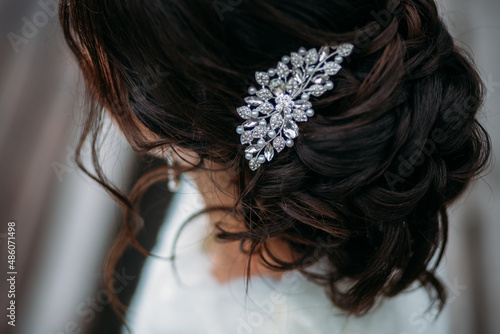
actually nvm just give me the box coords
[236,43,354,171]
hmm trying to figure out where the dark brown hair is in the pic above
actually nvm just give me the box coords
[59,0,492,324]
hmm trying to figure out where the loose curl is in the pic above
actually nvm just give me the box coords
[59,0,491,323]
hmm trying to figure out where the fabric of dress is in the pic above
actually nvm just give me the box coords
[124,175,449,334]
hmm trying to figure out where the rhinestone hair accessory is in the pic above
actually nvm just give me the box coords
[236,43,354,171]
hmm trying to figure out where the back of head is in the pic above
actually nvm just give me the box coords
[60,0,491,316]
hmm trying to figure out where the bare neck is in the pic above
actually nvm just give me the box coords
[186,168,294,284]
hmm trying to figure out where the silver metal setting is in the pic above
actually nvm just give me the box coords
[236,43,354,171]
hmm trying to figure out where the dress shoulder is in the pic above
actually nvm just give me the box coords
[124,176,449,334]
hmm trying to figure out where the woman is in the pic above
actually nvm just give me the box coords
[59,0,491,332]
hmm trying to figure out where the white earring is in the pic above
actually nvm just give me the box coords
[166,147,180,192]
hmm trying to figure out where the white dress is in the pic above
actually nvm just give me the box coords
[124,176,449,334]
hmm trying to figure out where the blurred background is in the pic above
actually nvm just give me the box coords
[0,0,498,333]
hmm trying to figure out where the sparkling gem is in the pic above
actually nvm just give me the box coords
[323,62,341,75]
[276,62,290,78]
[237,106,252,119]
[280,98,294,108]
[245,145,260,154]
[269,78,285,95]
[269,78,284,88]
[253,125,269,138]
[294,100,312,110]
[293,109,308,122]
[338,43,354,57]
[264,144,275,161]
[272,86,285,95]
[255,72,270,86]
[292,68,304,84]
[256,88,273,100]
[304,48,318,65]
[240,131,253,145]
[290,52,304,67]
[275,94,294,112]
[313,74,329,84]
[270,113,283,129]
[273,136,286,153]
[249,157,261,171]
[245,96,263,106]
[318,46,330,62]
[309,84,326,97]
[286,78,299,95]
[255,101,274,114]
[242,120,258,128]
[283,120,299,139]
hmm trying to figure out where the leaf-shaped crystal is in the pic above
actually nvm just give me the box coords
[272,86,285,96]
[237,106,251,119]
[290,52,304,67]
[292,68,304,84]
[252,125,268,138]
[313,74,329,84]
[269,78,284,88]
[283,120,299,139]
[276,62,290,78]
[269,78,285,95]
[249,157,261,171]
[245,145,260,154]
[273,136,286,153]
[264,143,275,162]
[308,84,327,97]
[293,109,308,122]
[294,100,312,110]
[244,96,263,106]
[255,71,270,86]
[323,62,341,75]
[256,101,274,114]
[256,88,273,100]
[304,48,319,65]
[338,43,354,57]
[318,46,329,62]
[240,131,253,145]
[286,78,299,95]
[270,113,283,129]
[242,120,258,128]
